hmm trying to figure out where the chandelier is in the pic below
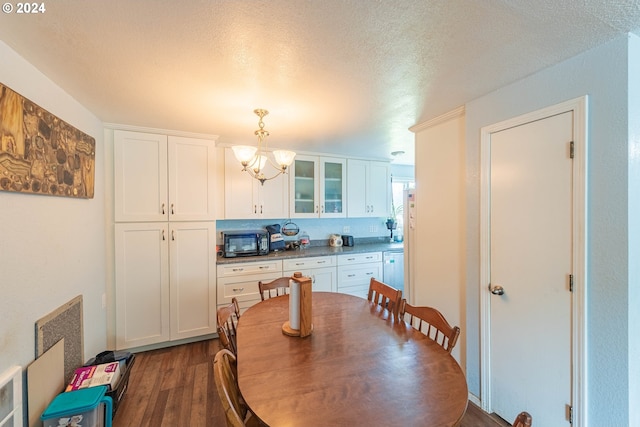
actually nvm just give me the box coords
[232,109,296,185]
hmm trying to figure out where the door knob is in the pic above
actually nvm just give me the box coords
[490,285,505,295]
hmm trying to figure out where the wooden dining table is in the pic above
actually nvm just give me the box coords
[236,292,468,427]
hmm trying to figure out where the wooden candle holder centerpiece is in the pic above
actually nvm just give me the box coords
[282,272,313,337]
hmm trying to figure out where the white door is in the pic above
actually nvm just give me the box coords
[489,111,573,425]
[346,159,368,217]
[114,130,168,222]
[367,160,390,216]
[115,222,170,349]
[169,222,217,340]
[291,155,320,218]
[258,159,290,218]
[320,157,347,218]
[224,147,259,218]
[168,136,216,221]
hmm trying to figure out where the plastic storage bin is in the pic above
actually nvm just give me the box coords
[107,353,135,415]
[41,385,112,427]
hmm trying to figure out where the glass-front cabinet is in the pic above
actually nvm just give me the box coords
[291,155,346,218]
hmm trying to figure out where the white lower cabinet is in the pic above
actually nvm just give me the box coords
[337,252,383,299]
[214,251,382,316]
[217,260,283,312]
[283,256,337,292]
[115,222,217,350]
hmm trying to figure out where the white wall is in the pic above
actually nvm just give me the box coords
[0,41,107,381]
[411,108,465,364]
[464,34,635,425]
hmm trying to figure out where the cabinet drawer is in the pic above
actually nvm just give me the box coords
[337,252,382,266]
[282,255,336,271]
[283,266,337,293]
[217,260,282,277]
[338,263,382,285]
[217,271,282,305]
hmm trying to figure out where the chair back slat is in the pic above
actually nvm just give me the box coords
[258,277,291,301]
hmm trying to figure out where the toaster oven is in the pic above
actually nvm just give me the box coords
[222,230,269,258]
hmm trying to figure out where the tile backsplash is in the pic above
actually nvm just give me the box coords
[216,217,393,245]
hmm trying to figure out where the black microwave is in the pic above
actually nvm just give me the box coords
[222,230,269,258]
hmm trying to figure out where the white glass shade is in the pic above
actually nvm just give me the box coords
[273,150,297,167]
[249,154,268,172]
[232,145,257,164]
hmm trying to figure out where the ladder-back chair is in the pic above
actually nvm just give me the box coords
[217,297,241,355]
[367,278,402,319]
[400,300,461,354]
[258,277,290,301]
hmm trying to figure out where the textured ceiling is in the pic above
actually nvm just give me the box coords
[1,1,640,165]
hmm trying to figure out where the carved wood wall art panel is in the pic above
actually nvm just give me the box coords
[0,83,96,198]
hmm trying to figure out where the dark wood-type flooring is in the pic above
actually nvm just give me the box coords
[113,339,510,427]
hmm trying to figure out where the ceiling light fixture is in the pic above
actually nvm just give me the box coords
[231,109,296,185]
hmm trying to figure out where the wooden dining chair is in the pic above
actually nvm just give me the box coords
[512,411,532,427]
[213,349,265,427]
[258,277,290,301]
[217,297,241,355]
[400,299,461,354]
[367,278,402,318]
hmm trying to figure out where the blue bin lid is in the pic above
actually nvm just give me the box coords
[42,386,108,419]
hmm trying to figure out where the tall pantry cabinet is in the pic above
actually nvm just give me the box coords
[113,130,218,350]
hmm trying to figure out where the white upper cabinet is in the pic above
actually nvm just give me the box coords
[347,159,390,217]
[168,136,217,221]
[114,131,167,222]
[114,130,216,222]
[223,148,289,219]
[290,155,346,218]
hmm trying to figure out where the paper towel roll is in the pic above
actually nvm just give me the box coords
[289,280,300,330]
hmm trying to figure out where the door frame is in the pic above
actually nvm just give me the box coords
[479,96,588,426]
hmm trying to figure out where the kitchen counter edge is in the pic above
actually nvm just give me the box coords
[216,242,404,264]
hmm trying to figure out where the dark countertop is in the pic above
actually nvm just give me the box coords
[216,241,404,264]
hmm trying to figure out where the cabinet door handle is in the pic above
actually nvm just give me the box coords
[295,262,304,266]
[254,205,257,214]
[162,230,166,240]
[317,260,326,264]
[347,257,355,261]
[232,287,244,292]
[347,274,356,278]
[312,275,316,284]
[260,205,263,214]
[366,272,374,276]
[171,204,175,215]
[370,205,374,213]
[161,203,165,215]
[259,266,269,269]
[171,230,175,241]
[321,205,324,213]
[232,268,244,272]
[365,256,373,260]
